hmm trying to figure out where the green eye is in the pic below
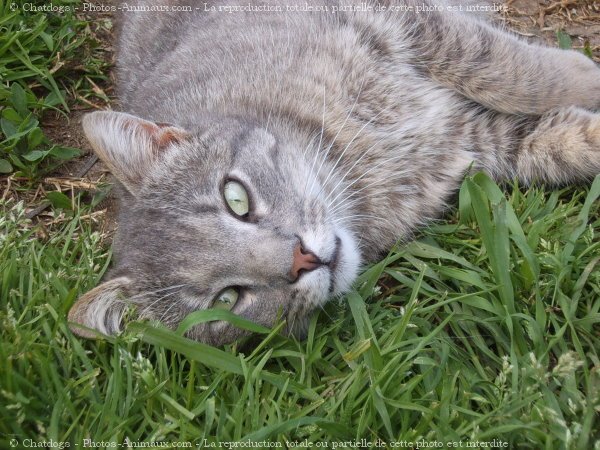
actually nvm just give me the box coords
[214,287,239,310]
[223,180,249,217]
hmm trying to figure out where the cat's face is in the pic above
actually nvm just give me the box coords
[68,111,360,345]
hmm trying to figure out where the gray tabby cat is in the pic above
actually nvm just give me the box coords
[69,0,600,345]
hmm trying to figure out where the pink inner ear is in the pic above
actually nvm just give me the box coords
[125,118,189,152]
[154,127,189,148]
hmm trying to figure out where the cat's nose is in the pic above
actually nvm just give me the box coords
[290,243,322,282]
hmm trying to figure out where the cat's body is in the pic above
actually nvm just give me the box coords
[69,0,600,345]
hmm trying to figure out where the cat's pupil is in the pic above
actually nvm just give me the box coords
[223,180,249,217]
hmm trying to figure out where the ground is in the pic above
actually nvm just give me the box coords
[504,0,600,59]
[1,1,599,447]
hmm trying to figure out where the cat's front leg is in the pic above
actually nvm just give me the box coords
[396,0,600,115]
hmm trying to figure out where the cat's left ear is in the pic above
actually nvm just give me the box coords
[82,111,190,195]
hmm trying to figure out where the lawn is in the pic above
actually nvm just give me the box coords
[1,1,599,449]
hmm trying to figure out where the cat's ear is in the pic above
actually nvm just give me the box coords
[82,111,189,195]
[68,277,131,338]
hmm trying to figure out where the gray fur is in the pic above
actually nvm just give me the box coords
[69,0,600,345]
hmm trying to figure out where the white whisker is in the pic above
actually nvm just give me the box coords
[126,284,187,304]
[328,172,415,217]
[151,206,196,215]
[323,135,389,206]
[305,84,328,197]
[312,74,368,196]
[327,153,411,208]
[156,298,182,325]
[134,285,187,313]
[317,105,391,199]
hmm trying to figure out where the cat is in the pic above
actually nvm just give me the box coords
[68,0,600,345]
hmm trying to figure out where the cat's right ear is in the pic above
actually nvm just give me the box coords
[82,111,189,195]
[68,277,131,339]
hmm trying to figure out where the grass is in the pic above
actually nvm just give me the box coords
[1,1,599,448]
[0,0,109,179]
[1,173,599,448]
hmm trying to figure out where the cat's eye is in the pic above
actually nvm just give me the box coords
[213,287,239,310]
[223,180,249,217]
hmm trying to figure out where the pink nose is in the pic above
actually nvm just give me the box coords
[290,243,321,282]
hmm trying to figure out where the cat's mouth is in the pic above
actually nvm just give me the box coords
[327,235,342,293]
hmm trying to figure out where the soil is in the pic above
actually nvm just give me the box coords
[502,0,600,59]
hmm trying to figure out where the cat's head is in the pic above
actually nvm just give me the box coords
[69,111,361,345]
